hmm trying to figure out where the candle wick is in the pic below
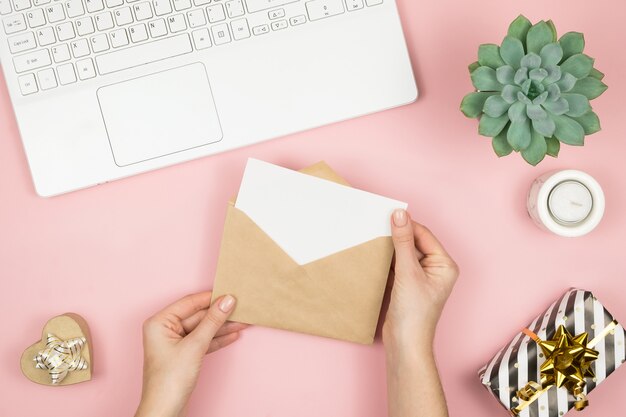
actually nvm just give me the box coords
[570,201,583,208]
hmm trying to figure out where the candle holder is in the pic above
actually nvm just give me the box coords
[527,170,605,237]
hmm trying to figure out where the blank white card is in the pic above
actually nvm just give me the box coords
[235,159,408,265]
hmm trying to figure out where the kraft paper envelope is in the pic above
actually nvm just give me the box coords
[211,161,400,344]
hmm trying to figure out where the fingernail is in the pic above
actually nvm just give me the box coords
[219,295,235,313]
[393,209,408,227]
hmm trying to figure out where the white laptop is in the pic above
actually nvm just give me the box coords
[0,0,417,196]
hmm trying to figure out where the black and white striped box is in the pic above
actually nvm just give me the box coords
[479,288,626,417]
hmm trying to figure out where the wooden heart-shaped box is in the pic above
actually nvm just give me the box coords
[20,313,93,386]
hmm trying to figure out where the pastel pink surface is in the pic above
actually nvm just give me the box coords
[1,1,625,416]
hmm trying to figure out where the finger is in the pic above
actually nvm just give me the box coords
[158,291,213,320]
[182,310,247,336]
[412,222,450,257]
[215,322,249,337]
[184,295,236,352]
[207,332,241,354]
[390,209,420,270]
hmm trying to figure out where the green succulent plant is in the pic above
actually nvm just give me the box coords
[461,15,608,165]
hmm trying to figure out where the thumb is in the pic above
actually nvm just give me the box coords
[185,295,236,352]
[391,209,420,271]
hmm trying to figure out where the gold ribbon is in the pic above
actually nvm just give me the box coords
[34,333,89,385]
[511,320,618,415]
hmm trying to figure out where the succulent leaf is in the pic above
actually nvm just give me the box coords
[507,15,532,44]
[559,32,585,61]
[540,43,563,67]
[532,116,557,137]
[468,61,481,73]
[471,66,503,91]
[507,118,532,150]
[542,97,570,115]
[483,95,511,118]
[526,21,554,54]
[562,93,591,117]
[521,130,548,165]
[547,84,561,101]
[493,126,513,157]
[496,66,515,85]
[569,77,608,99]
[521,53,542,69]
[543,65,562,84]
[529,68,548,83]
[527,103,547,120]
[478,44,506,68]
[588,68,605,80]
[546,136,561,157]
[560,54,594,79]
[501,85,521,104]
[553,115,585,145]
[461,92,498,118]
[508,101,527,122]
[573,111,601,135]
[546,20,558,42]
[479,114,509,137]
[556,73,577,92]
[500,36,525,69]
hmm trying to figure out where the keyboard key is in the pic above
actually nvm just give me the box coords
[205,3,224,22]
[211,22,229,45]
[191,27,210,49]
[51,43,70,62]
[365,0,382,5]
[172,0,189,10]
[0,0,12,15]
[18,73,37,94]
[110,28,128,47]
[90,32,109,51]
[8,31,36,53]
[166,13,185,32]
[45,4,64,22]
[114,6,133,25]
[268,8,284,19]
[85,0,103,13]
[270,19,286,30]
[289,14,305,25]
[76,57,96,79]
[147,18,166,36]
[76,16,94,35]
[37,67,57,89]
[36,26,55,45]
[70,38,89,57]
[12,0,31,12]
[192,0,209,5]
[345,0,363,10]
[186,9,204,27]
[251,24,268,36]
[230,18,249,40]
[55,21,74,40]
[105,0,122,7]
[152,0,170,15]
[13,48,51,72]
[245,0,296,13]
[225,0,243,18]
[133,2,152,20]
[65,0,84,17]
[25,9,45,27]
[3,14,26,33]
[96,33,192,74]
[306,0,344,20]
[57,62,76,84]
[129,23,147,42]
[33,0,49,4]
[95,11,113,30]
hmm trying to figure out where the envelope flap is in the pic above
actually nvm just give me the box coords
[212,205,394,344]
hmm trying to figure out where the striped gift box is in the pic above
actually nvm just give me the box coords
[479,288,626,417]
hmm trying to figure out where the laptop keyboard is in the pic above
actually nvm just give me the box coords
[1,0,384,96]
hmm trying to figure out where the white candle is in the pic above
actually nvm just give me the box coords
[527,170,605,237]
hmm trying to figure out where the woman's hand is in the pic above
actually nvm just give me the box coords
[383,209,459,417]
[383,209,459,351]
[135,292,247,417]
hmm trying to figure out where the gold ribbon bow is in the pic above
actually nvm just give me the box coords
[34,333,89,385]
[511,320,618,415]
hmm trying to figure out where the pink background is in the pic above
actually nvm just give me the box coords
[1,0,626,416]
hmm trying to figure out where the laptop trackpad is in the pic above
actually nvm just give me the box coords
[97,63,223,167]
